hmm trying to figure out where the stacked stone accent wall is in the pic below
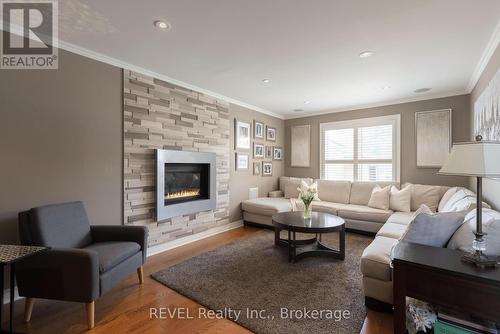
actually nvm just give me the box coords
[123,70,230,247]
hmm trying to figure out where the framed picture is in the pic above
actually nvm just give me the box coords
[253,162,261,175]
[254,121,264,139]
[235,119,251,150]
[474,69,500,140]
[273,146,283,160]
[415,109,452,168]
[266,126,276,141]
[253,143,264,158]
[265,145,273,158]
[235,153,249,171]
[291,125,311,167]
[262,161,273,176]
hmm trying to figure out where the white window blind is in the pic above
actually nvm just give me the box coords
[320,115,400,182]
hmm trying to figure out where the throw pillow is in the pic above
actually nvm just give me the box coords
[401,211,467,248]
[284,184,300,199]
[389,186,411,212]
[440,189,490,212]
[397,204,433,242]
[410,203,433,221]
[438,187,458,212]
[406,183,441,212]
[368,185,391,210]
[447,209,500,256]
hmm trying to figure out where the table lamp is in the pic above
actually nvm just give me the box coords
[439,135,500,269]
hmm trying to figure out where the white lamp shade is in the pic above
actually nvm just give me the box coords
[439,141,500,177]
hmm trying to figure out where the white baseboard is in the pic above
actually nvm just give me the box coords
[147,220,244,257]
[2,220,245,304]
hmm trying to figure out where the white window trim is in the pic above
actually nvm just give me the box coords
[319,114,401,182]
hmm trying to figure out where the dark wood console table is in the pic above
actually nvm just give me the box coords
[392,242,500,334]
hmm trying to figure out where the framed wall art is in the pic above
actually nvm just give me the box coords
[266,126,276,141]
[291,125,311,167]
[253,162,261,175]
[254,120,264,139]
[235,152,249,171]
[254,143,264,158]
[265,145,273,159]
[273,146,283,160]
[474,69,500,140]
[234,119,251,150]
[262,161,273,176]
[415,109,452,168]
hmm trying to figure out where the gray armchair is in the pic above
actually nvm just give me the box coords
[17,201,148,329]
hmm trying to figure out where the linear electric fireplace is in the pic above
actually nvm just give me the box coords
[157,149,216,221]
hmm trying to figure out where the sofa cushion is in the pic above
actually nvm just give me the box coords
[361,236,398,281]
[389,185,411,212]
[376,223,408,240]
[29,201,93,248]
[311,201,349,215]
[402,211,467,247]
[448,211,500,256]
[368,185,391,210]
[441,189,491,212]
[438,187,459,212]
[280,177,312,199]
[386,212,415,226]
[284,184,300,199]
[241,197,292,216]
[85,241,140,273]
[317,180,351,204]
[404,183,443,212]
[337,204,393,223]
[348,181,400,206]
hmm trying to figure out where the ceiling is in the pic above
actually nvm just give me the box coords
[57,0,500,118]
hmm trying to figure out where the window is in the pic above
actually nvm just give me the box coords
[320,115,400,182]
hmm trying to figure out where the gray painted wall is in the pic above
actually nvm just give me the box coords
[229,104,285,222]
[0,49,123,246]
[0,49,284,247]
[470,43,500,210]
[285,94,471,188]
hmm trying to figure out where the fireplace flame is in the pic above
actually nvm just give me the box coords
[165,189,201,200]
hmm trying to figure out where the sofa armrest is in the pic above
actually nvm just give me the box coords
[268,190,284,198]
[16,248,99,303]
[91,225,148,261]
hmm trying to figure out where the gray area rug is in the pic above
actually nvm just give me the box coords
[151,230,373,334]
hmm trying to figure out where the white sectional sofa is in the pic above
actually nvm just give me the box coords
[241,176,479,310]
[242,177,401,233]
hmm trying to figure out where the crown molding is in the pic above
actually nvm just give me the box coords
[56,40,285,120]
[283,89,468,120]
[3,16,498,121]
[0,21,283,119]
[467,19,500,92]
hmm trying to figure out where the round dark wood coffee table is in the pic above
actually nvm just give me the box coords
[272,211,345,263]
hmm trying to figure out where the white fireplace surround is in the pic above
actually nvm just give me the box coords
[156,149,217,221]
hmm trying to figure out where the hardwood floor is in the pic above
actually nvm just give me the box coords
[2,226,393,334]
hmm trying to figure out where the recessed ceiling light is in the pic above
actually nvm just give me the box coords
[414,88,431,93]
[154,20,170,29]
[359,51,374,58]
[262,79,271,84]
[303,101,311,104]
[293,108,304,112]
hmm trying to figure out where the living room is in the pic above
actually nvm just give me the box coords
[1,1,500,334]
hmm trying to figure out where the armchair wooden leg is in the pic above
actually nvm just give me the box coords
[137,266,144,284]
[86,301,95,329]
[24,298,35,322]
